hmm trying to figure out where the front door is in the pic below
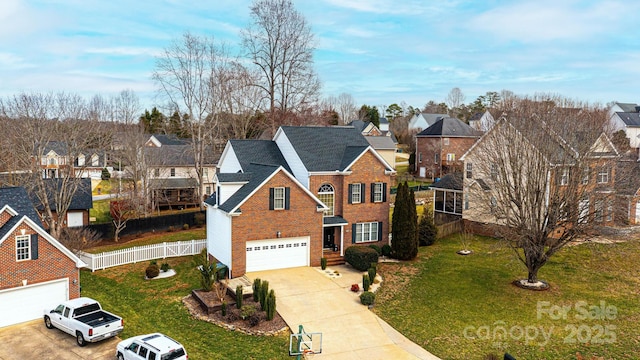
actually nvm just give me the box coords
[323,228,334,249]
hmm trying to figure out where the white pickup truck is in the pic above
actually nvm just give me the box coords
[44,297,124,346]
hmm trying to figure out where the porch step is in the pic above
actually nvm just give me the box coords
[323,251,345,266]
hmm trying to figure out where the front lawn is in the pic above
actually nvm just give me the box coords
[81,256,290,360]
[374,235,640,359]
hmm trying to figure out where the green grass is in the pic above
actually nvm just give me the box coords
[85,228,207,253]
[374,235,640,359]
[81,256,289,359]
[90,199,112,224]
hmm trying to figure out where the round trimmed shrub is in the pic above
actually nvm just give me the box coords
[368,244,382,255]
[359,291,375,306]
[345,246,379,271]
[145,264,160,278]
[381,244,392,257]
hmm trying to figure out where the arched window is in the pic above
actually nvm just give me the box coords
[317,184,334,216]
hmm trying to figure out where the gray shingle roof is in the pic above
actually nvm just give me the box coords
[229,140,291,173]
[417,117,483,137]
[364,136,396,150]
[346,120,367,132]
[31,178,93,211]
[217,173,253,183]
[151,134,190,146]
[280,126,372,171]
[615,103,639,113]
[615,112,640,127]
[145,145,218,166]
[0,186,44,239]
[213,164,281,212]
[429,173,463,191]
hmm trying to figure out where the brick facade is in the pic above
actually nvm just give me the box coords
[0,223,80,299]
[416,136,478,178]
[230,171,324,276]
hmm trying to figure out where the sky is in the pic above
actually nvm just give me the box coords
[1,0,639,114]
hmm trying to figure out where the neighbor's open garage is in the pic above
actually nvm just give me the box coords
[245,237,309,272]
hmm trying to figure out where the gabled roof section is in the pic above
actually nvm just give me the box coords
[149,134,190,146]
[41,141,69,156]
[346,120,367,132]
[145,145,218,166]
[587,133,619,158]
[279,126,370,172]
[228,140,291,173]
[365,136,396,150]
[0,186,44,239]
[417,117,483,137]
[30,178,93,211]
[214,164,327,214]
[615,112,640,127]
[614,103,639,113]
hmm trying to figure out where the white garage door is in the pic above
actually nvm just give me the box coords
[246,237,309,272]
[0,279,69,327]
[67,212,84,227]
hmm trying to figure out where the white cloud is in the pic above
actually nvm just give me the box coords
[84,46,162,57]
[320,0,457,15]
[0,52,34,69]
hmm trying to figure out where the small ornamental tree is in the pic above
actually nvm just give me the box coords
[391,182,418,260]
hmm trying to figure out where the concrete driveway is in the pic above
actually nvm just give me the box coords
[0,320,118,360]
[247,266,440,360]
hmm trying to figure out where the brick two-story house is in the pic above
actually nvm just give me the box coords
[0,187,85,327]
[415,117,482,179]
[205,126,395,278]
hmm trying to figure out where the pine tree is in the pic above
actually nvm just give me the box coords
[418,210,438,246]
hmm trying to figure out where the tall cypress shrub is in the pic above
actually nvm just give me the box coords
[391,182,418,260]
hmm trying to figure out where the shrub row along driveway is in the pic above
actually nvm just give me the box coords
[0,319,117,360]
[247,266,440,360]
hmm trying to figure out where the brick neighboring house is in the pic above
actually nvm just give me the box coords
[205,126,395,278]
[0,186,85,327]
[31,178,93,228]
[461,117,620,232]
[415,117,482,179]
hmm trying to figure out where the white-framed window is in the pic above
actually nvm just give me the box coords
[354,222,379,243]
[560,168,569,186]
[170,168,176,177]
[203,168,208,178]
[597,168,609,184]
[466,162,473,179]
[91,154,99,166]
[273,187,285,210]
[318,183,335,216]
[446,153,455,161]
[16,235,30,261]
[373,183,384,203]
[418,152,422,163]
[490,163,498,180]
[443,138,450,145]
[77,154,85,166]
[350,183,362,204]
[582,168,589,185]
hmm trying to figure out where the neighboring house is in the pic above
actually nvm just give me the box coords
[415,117,482,179]
[609,111,640,149]
[461,117,620,229]
[468,110,495,132]
[39,141,108,179]
[615,159,640,225]
[0,186,85,327]
[429,172,463,225]
[205,126,395,278]
[144,136,218,210]
[31,178,93,228]
[408,113,448,133]
[364,136,397,169]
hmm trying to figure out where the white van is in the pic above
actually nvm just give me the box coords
[116,333,188,360]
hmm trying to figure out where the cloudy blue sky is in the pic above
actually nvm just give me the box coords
[1,0,639,112]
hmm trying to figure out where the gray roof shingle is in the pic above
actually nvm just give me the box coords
[31,178,93,211]
[229,140,291,173]
[615,112,640,127]
[417,117,483,137]
[280,126,372,171]
[429,173,463,191]
[0,186,44,239]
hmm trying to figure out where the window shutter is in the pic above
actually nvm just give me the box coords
[352,224,356,243]
[370,183,375,202]
[269,188,274,210]
[31,234,39,260]
[348,184,353,204]
[377,222,383,241]
[360,183,366,203]
[382,183,387,202]
[217,186,221,205]
[285,187,290,210]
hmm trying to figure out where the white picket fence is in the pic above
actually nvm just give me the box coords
[78,239,206,271]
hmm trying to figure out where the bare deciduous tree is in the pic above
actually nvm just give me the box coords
[153,32,230,210]
[242,0,320,133]
[59,227,101,253]
[0,92,111,239]
[463,95,617,289]
[336,93,357,124]
[445,87,465,112]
